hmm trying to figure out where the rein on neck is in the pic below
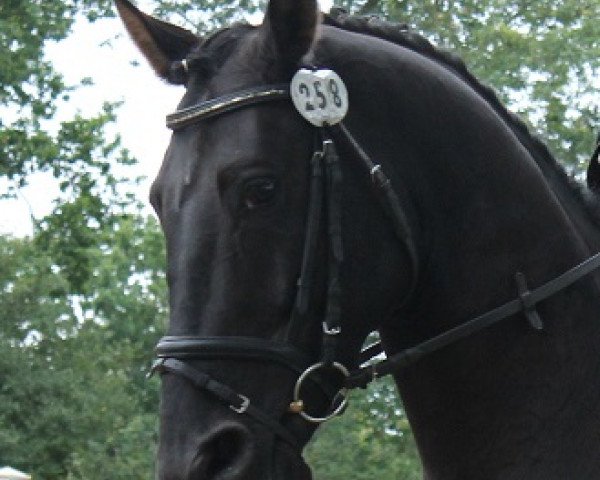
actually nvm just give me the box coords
[152,82,600,449]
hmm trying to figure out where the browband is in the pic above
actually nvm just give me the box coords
[166,84,290,130]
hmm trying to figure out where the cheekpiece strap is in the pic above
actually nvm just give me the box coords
[321,137,344,365]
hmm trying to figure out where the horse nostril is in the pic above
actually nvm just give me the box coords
[189,423,254,479]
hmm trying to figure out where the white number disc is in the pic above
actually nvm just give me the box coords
[290,69,349,127]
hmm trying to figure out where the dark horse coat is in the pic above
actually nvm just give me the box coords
[116,0,600,478]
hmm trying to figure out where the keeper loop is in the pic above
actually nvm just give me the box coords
[515,272,544,331]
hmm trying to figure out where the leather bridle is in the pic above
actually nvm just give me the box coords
[150,80,600,450]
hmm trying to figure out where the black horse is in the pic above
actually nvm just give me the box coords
[116,0,600,478]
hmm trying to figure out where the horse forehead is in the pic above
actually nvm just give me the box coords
[153,111,267,207]
[189,29,265,98]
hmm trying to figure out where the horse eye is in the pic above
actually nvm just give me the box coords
[243,177,278,210]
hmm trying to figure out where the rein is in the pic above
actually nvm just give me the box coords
[152,80,600,450]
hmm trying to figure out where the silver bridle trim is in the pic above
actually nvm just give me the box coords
[166,84,290,130]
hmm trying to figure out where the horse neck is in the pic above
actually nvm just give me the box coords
[319,29,600,477]
[393,90,600,478]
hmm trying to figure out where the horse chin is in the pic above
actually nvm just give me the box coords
[272,445,313,480]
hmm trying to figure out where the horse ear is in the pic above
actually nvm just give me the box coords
[586,134,600,193]
[115,0,200,84]
[261,0,320,69]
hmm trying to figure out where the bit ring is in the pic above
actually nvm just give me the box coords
[292,362,349,423]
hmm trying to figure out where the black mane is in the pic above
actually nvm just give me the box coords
[323,8,600,225]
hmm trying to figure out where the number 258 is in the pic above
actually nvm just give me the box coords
[298,79,343,112]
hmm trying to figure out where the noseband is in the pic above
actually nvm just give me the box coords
[151,73,600,450]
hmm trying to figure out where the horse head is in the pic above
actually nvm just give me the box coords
[116,1,417,478]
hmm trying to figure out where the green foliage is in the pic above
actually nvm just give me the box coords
[306,377,421,479]
[0,214,164,479]
[31,102,138,293]
[66,413,157,480]
[0,0,116,193]
[1,2,162,477]
[150,0,266,34]
[0,236,73,343]
[0,0,114,108]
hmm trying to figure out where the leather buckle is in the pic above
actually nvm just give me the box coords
[230,394,250,414]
